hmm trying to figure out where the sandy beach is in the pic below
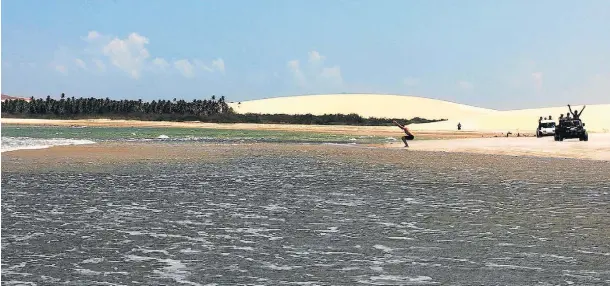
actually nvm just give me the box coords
[3,93,609,160]
[384,133,610,161]
[2,117,610,161]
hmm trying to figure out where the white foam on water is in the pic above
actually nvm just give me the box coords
[485,262,543,271]
[2,281,37,286]
[157,134,170,139]
[154,258,202,286]
[1,137,95,153]
[124,254,201,285]
[179,248,201,254]
[266,263,301,270]
[370,275,433,282]
[81,257,104,264]
[387,236,415,240]
[373,244,393,253]
[361,275,437,285]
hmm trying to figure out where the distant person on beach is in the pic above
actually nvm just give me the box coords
[568,104,586,120]
[393,120,415,147]
[457,122,462,131]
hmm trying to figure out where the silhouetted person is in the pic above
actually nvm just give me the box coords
[559,114,564,122]
[568,104,586,120]
[549,115,552,120]
[566,113,571,120]
[457,122,462,131]
[393,120,415,147]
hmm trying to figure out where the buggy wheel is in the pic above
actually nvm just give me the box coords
[584,133,589,142]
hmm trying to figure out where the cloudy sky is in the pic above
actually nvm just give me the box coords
[2,0,609,110]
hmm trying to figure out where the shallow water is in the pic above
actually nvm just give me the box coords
[1,125,393,150]
[2,153,610,285]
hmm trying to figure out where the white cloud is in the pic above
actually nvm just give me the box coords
[75,58,87,70]
[212,58,225,73]
[174,59,195,78]
[287,51,343,90]
[320,66,343,84]
[458,80,473,89]
[308,50,325,64]
[287,60,300,70]
[190,58,225,74]
[403,77,420,87]
[74,31,224,78]
[152,57,170,71]
[102,33,150,79]
[92,59,106,72]
[55,65,67,74]
[85,31,101,41]
[192,60,211,72]
[287,59,306,87]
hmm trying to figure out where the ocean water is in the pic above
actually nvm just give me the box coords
[1,125,394,152]
[2,150,610,285]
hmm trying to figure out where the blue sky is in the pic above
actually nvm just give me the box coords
[2,0,609,110]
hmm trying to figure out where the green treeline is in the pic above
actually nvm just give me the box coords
[1,94,446,126]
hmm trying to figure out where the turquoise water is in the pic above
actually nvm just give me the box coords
[1,125,398,147]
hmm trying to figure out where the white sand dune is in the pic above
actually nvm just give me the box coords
[228,94,610,133]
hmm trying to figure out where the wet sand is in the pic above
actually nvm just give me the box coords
[3,142,610,175]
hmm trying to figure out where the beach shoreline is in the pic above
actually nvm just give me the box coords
[0,118,517,139]
[2,118,609,161]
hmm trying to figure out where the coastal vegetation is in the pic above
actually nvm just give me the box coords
[1,94,446,126]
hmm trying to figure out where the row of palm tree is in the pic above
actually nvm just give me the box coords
[1,93,229,117]
[1,93,445,125]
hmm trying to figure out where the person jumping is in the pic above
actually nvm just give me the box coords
[393,120,415,147]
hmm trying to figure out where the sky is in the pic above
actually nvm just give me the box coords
[1,0,609,110]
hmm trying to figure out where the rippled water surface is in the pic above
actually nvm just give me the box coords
[3,153,610,285]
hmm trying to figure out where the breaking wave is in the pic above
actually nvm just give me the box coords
[1,137,96,153]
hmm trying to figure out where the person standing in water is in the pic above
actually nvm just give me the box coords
[393,120,415,147]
